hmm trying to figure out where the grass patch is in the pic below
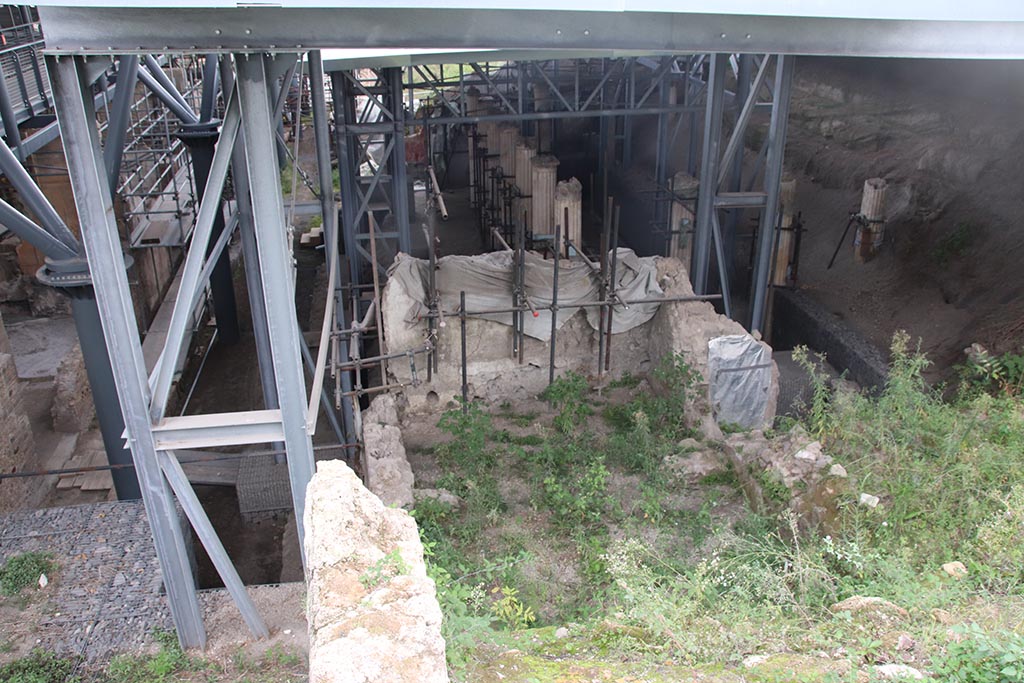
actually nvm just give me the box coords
[0,649,79,683]
[0,552,54,597]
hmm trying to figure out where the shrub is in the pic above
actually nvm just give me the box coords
[801,333,1024,566]
[541,371,592,434]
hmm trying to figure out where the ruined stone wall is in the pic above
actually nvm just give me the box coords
[51,345,96,433]
[361,395,414,509]
[304,459,448,683]
[382,254,778,428]
[0,346,35,514]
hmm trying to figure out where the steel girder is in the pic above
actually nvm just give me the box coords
[37,6,1024,59]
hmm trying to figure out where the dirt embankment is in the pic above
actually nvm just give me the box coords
[785,57,1024,376]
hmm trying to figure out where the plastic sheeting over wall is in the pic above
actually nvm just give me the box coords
[707,334,774,429]
[386,249,664,341]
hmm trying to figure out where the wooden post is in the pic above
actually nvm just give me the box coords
[555,177,582,257]
[669,171,699,267]
[854,177,887,263]
[772,177,798,285]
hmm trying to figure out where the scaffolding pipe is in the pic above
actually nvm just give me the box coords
[549,219,561,385]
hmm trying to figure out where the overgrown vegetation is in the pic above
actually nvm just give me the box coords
[417,335,1024,682]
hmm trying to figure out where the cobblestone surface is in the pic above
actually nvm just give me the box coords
[0,500,174,661]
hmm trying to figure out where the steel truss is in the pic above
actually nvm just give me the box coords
[689,52,795,333]
[43,51,342,647]
[329,66,411,289]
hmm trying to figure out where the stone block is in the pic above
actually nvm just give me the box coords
[304,460,447,683]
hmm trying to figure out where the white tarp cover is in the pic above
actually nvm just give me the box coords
[707,334,773,429]
[387,248,664,341]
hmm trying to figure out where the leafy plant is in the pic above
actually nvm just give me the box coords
[489,585,536,630]
[960,347,1024,398]
[932,222,973,266]
[933,624,1024,682]
[541,372,593,434]
[541,457,611,529]
[359,549,410,590]
[0,650,79,683]
[0,552,54,597]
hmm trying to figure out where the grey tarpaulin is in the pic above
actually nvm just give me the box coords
[387,248,663,341]
[707,334,774,429]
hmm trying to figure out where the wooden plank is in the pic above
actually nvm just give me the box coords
[79,469,113,491]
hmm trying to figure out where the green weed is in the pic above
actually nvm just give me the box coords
[359,549,410,590]
[933,623,1024,683]
[105,629,210,683]
[0,552,54,597]
[0,650,79,683]
[932,222,974,266]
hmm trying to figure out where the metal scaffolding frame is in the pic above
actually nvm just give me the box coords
[23,0,1022,652]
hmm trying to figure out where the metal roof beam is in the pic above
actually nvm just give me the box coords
[38,7,1024,59]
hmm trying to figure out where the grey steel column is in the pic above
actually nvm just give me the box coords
[0,199,76,260]
[330,71,361,289]
[219,56,279,415]
[385,67,411,253]
[143,55,193,115]
[103,55,139,193]
[67,285,141,499]
[724,53,753,286]
[137,67,199,125]
[685,56,699,176]
[0,134,79,251]
[48,54,204,648]
[199,54,220,123]
[235,52,316,560]
[749,55,794,335]
[309,50,355,441]
[691,53,728,295]
[622,59,634,167]
[654,69,670,249]
[0,67,24,160]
